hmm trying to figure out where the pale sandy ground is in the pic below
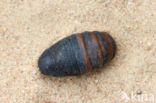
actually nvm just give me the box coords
[0,0,156,103]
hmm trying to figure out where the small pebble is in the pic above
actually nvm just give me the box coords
[137,90,142,95]
[147,42,152,47]
[146,42,152,50]
[95,80,99,83]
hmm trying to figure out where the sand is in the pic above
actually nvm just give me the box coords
[0,0,156,103]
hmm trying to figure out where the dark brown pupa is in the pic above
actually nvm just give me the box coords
[38,31,116,76]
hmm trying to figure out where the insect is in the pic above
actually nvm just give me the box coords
[38,31,116,76]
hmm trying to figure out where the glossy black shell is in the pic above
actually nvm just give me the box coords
[38,31,116,76]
